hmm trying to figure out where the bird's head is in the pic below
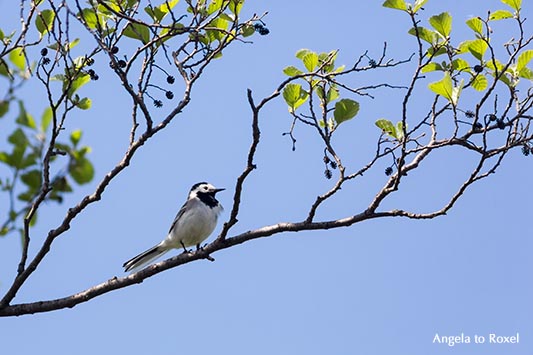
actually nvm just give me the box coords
[189,182,225,200]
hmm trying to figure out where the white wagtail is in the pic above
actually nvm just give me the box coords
[123,182,224,272]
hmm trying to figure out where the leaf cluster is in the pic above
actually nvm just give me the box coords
[0,101,94,237]
[282,49,358,131]
[0,1,99,238]
[385,0,532,105]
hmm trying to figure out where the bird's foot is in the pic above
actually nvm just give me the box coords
[180,241,192,254]
[195,243,205,251]
[196,244,215,262]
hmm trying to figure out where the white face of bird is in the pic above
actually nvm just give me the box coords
[188,182,225,199]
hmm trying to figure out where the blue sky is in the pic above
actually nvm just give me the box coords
[0,1,531,354]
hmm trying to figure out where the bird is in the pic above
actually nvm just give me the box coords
[123,182,224,272]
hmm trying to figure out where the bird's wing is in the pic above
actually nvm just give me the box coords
[168,200,189,234]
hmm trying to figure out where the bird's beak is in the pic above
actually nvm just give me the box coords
[213,188,225,194]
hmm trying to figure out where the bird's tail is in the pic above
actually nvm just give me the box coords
[123,243,169,272]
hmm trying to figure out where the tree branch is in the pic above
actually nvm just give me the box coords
[0,209,384,317]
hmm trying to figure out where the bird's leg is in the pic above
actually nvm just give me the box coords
[196,243,215,262]
[180,240,191,253]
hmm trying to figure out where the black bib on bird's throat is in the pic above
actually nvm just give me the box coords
[196,192,219,208]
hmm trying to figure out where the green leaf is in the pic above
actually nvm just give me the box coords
[316,84,339,104]
[0,59,10,77]
[123,23,150,44]
[396,121,406,141]
[241,23,255,37]
[489,9,513,20]
[375,119,397,139]
[519,67,533,80]
[302,51,318,72]
[21,170,42,191]
[421,62,443,73]
[206,17,228,42]
[48,38,79,54]
[70,129,82,146]
[41,106,53,131]
[295,48,312,60]
[73,56,89,70]
[471,74,488,91]
[428,72,454,102]
[69,156,94,185]
[516,49,533,72]
[0,152,10,165]
[219,13,235,22]
[18,191,34,202]
[427,46,448,57]
[429,12,452,38]
[452,58,470,72]
[76,97,92,110]
[51,73,65,82]
[487,59,513,86]
[156,23,184,45]
[282,83,308,111]
[460,39,488,61]
[8,128,28,147]
[9,47,25,71]
[452,80,464,105]
[228,0,243,15]
[1,29,16,44]
[318,50,337,73]
[466,17,483,34]
[316,86,326,102]
[144,5,164,22]
[97,1,120,15]
[10,145,26,169]
[0,100,9,118]
[79,8,100,29]
[75,146,91,158]
[67,38,80,51]
[499,74,513,87]
[333,99,359,125]
[157,0,179,21]
[51,176,72,193]
[16,101,36,129]
[206,0,223,15]
[0,226,9,236]
[318,118,335,131]
[408,26,437,44]
[382,0,407,11]
[485,58,505,73]
[412,0,428,13]
[469,40,488,61]
[283,83,301,107]
[326,87,340,103]
[35,9,55,34]
[283,66,303,76]
[332,65,345,74]
[67,73,90,97]
[501,0,521,11]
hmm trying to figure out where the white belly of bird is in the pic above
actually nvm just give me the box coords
[167,205,217,248]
